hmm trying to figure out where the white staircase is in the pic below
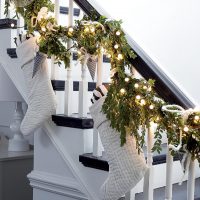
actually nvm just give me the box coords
[0,1,200,200]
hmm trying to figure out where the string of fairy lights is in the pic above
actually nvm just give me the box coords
[5,0,200,163]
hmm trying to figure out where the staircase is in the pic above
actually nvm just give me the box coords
[0,0,200,200]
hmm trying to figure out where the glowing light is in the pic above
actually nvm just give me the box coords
[194,115,200,120]
[10,23,15,28]
[140,99,146,105]
[84,27,89,32]
[114,44,119,49]
[116,31,121,36]
[41,27,46,32]
[149,105,154,109]
[101,47,105,53]
[148,87,152,92]
[107,54,111,58]
[134,83,139,88]
[183,126,189,132]
[120,88,126,94]
[77,50,82,55]
[125,77,129,82]
[143,86,147,90]
[90,27,95,33]
[117,54,123,60]
[136,95,141,100]
[68,27,73,33]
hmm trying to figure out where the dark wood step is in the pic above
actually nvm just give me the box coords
[52,114,93,129]
[7,48,110,63]
[51,80,109,91]
[0,18,17,29]
[60,6,80,16]
[79,144,181,171]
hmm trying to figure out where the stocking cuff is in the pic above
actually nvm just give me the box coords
[16,37,38,67]
[89,96,108,128]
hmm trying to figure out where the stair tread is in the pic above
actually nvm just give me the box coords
[51,80,109,91]
[0,18,17,29]
[79,144,181,171]
[52,114,94,129]
[7,48,110,63]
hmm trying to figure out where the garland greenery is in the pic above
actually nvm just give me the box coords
[5,1,200,164]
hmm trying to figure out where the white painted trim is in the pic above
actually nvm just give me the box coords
[44,121,99,200]
[0,55,98,200]
[28,170,88,200]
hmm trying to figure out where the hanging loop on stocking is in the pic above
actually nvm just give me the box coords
[81,20,106,33]
[77,47,97,80]
[162,104,194,151]
[31,7,48,27]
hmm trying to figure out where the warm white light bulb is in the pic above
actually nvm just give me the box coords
[84,27,89,32]
[120,88,126,94]
[136,95,141,100]
[10,23,15,28]
[116,31,121,36]
[114,44,119,49]
[117,54,123,60]
[183,126,189,132]
[149,105,154,109]
[107,54,111,58]
[140,99,146,105]
[148,87,152,92]
[68,27,73,33]
[143,86,147,90]
[90,27,95,33]
[41,27,46,32]
[134,83,139,88]
[125,77,129,82]
[194,115,200,120]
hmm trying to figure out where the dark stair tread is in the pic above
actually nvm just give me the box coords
[60,6,80,16]
[0,18,17,29]
[51,80,109,91]
[52,114,93,129]
[7,48,110,63]
[79,144,181,171]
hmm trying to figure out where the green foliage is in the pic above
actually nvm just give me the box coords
[4,1,200,163]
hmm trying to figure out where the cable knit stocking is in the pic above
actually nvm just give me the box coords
[16,37,57,135]
[90,96,148,200]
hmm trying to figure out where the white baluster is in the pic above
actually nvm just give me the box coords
[17,14,24,35]
[187,159,195,200]
[92,53,103,157]
[8,102,29,151]
[97,52,103,86]
[0,0,5,19]
[78,64,88,117]
[143,122,154,200]
[64,0,73,116]
[51,0,60,80]
[165,143,173,200]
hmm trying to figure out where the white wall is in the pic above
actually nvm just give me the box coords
[88,0,200,106]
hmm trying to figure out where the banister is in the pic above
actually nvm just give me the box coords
[74,0,195,109]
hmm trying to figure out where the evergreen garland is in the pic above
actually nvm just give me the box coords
[4,1,200,163]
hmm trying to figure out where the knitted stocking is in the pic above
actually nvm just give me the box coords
[90,95,148,200]
[16,37,57,135]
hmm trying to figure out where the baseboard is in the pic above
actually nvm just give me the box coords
[28,170,88,200]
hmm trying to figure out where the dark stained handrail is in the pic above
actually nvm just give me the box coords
[74,0,195,109]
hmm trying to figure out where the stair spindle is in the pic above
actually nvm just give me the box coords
[187,159,195,200]
[143,122,154,200]
[0,0,5,19]
[78,63,88,117]
[165,143,173,200]
[64,0,73,116]
[92,53,104,157]
[8,101,29,151]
